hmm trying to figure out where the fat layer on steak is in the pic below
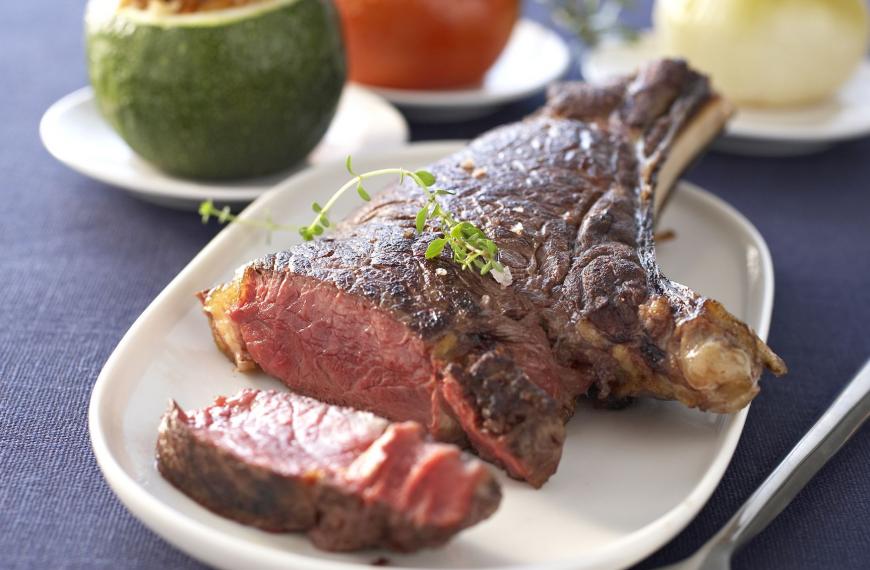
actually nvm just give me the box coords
[199,59,786,487]
[156,389,501,552]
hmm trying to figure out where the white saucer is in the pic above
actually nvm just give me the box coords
[369,19,571,123]
[581,32,870,156]
[40,84,409,209]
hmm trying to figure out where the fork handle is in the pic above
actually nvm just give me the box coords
[712,358,870,552]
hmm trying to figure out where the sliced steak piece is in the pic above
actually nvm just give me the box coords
[199,59,786,487]
[156,389,500,552]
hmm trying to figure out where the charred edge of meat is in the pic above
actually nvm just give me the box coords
[604,295,786,414]
[586,384,635,410]
[443,351,566,488]
[551,60,783,412]
[157,401,321,534]
[635,64,785,410]
[234,253,566,485]
[543,78,628,123]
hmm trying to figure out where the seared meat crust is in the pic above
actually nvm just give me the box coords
[200,60,785,487]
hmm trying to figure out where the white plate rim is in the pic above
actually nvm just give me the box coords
[88,141,775,570]
[39,84,410,203]
[367,20,571,108]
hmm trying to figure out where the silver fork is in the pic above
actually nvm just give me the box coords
[658,358,870,570]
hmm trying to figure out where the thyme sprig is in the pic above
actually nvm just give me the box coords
[198,156,512,286]
[301,157,512,286]
[198,200,294,242]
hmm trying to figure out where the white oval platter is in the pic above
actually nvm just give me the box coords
[90,141,776,570]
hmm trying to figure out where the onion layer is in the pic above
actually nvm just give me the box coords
[654,0,869,107]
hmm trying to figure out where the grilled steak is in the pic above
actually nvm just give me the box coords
[156,389,500,552]
[199,59,786,487]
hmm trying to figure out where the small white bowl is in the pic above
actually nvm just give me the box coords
[581,32,870,156]
[40,84,409,209]
[368,19,571,123]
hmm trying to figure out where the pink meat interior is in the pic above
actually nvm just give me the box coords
[344,422,493,529]
[232,272,441,431]
[185,389,390,475]
[184,389,492,528]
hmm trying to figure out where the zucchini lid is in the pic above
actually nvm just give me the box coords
[87,0,302,29]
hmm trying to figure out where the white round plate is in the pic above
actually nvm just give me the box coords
[90,142,776,570]
[581,32,870,155]
[40,84,409,209]
[368,20,571,122]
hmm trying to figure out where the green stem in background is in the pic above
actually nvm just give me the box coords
[198,200,295,244]
[540,0,637,47]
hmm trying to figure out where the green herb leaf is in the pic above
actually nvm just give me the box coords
[218,206,232,224]
[415,206,428,234]
[415,170,436,187]
[200,157,509,286]
[357,183,371,201]
[450,222,468,239]
[425,238,448,259]
[198,200,214,223]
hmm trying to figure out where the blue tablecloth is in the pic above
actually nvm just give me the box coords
[2,2,868,568]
